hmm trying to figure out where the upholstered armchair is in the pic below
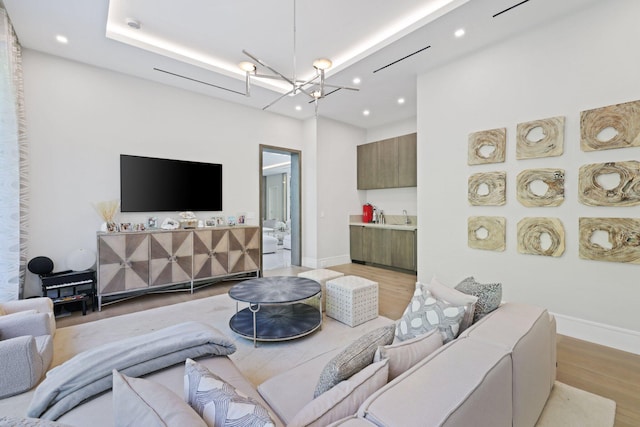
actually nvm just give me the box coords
[0,297,56,335]
[0,299,55,398]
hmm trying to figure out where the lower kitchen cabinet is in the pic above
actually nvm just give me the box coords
[391,229,417,271]
[350,225,416,272]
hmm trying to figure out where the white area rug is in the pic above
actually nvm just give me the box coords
[0,293,617,426]
[536,381,616,427]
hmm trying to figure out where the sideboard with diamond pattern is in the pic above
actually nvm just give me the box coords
[97,226,260,309]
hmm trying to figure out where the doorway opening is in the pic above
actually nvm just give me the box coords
[260,145,301,270]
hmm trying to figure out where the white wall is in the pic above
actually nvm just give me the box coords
[301,118,318,266]
[21,51,304,295]
[316,117,365,267]
[417,0,640,352]
[365,117,416,143]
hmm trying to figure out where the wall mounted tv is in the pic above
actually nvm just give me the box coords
[120,154,222,212]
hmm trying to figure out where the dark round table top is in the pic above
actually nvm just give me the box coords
[229,276,320,304]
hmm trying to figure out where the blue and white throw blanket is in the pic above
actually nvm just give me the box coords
[27,321,236,420]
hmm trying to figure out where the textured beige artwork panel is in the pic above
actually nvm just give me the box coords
[517,217,565,257]
[516,116,565,159]
[468,216,506,251]
[578,161,640,206]
[468,171,506,206]
[580,99,640,151]
[579,217,640,264]
[516,169,565,207]
[468,128,506,165]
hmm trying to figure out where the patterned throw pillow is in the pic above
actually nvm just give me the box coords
[184,359,275,427]
[427,277,478,332]
[314,325,395,398]
[395,283,466,343]
[455,277,502,322]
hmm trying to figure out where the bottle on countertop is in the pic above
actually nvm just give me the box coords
[372,206,378,223]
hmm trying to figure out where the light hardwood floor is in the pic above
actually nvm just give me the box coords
[56,263,639,427]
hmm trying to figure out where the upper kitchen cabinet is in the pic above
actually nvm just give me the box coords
[397,133,417,187]
[357,142,377,190]
[357,133,417,190]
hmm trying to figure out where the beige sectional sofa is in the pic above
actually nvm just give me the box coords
[46,300,555,427]
[341,302,556,427]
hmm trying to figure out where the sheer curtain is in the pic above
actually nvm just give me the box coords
[0,6,29,301]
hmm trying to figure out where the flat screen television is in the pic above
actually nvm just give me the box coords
[120,154,222,212]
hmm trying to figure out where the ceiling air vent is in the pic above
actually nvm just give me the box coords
[493,0,530,18]
[373,45,431,74]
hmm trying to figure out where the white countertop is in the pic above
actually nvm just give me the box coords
[350,222,417,231]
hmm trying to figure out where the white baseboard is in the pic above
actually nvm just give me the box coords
[552,312,640,355]
[301,255,352,270]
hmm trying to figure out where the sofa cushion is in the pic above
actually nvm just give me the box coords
[184,358,275,427]
[359,338,513,427]
[458,303,555,427]
[374,328,443,380]
[395,284,466,344]
[427,277,478,331]
[112,370,206,427]
[314,325,395,397]
[288,360,388,427]
[455,277,502,322]
[258,349,341,424]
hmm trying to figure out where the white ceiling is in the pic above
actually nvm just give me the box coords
[4,0,597,129]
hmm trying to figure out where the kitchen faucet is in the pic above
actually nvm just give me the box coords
[403,209,410,225]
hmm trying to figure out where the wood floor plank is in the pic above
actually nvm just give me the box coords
[54,263,638,426]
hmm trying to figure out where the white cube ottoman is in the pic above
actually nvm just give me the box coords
[297,269,345,310]
[326,275,378,327]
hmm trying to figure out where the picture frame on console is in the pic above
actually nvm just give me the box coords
[214,215,226,226]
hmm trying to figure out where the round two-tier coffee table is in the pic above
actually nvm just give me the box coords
[229,276,322,347]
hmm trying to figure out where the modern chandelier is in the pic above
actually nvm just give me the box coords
[237,0,358,111]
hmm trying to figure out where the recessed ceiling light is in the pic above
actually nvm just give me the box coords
[363,110,370,116]
[126,18,141,30]
[55,35,68,44]
[454,28,465,38]
[397,98,405,105]
[353,77,361,85]
[295,105,302,111]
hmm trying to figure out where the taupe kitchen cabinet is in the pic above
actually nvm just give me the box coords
[397,133,417,187]
[357,142,378,190]
[350,225,417,272]
[363,227,392,266]
[391,229,417,271]
[349,225,364,262]
[356,133,417,190]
